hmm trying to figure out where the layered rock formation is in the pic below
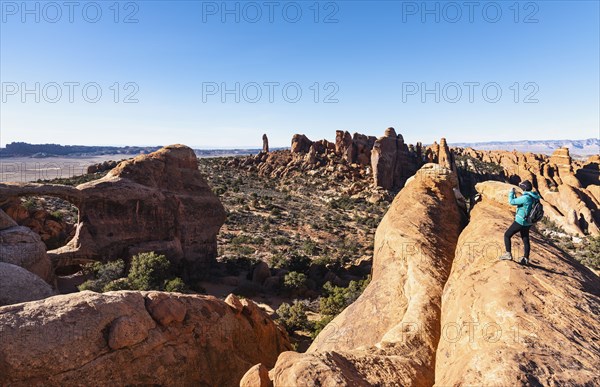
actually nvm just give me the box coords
[435,181,600,385]
[453,146,600,235]
[0,145,226,279]
[234,128,435,196]
[0,262,55,306]
[291,134,313,154]
[0,209,52,282]
[370,127,424,190]
[335,130,376,166]
[0,291,291,386]
[243,164,463,386]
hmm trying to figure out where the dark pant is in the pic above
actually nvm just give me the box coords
[504,221,531,258]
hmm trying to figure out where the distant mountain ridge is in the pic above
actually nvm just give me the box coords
[450,138,599,156]
[0,142,281,158]
[2,139,597,158]
[0,142,162,158]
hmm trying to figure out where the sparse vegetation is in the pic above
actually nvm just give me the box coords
[276,300,311,332]
[312,277,371,337]
[78,252,188,293]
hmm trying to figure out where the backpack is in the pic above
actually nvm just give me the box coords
[526,196,544,224]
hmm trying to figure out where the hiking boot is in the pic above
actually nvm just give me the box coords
[499,252,513,261]
[519,257,529,266]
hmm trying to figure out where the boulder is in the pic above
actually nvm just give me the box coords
[252,261,271,285]
[0,262,55,306]
[0,222,52,282]
[0,291,292,386]
[435,181,600,385]
[240,363,272,387]
[0,208,17,229]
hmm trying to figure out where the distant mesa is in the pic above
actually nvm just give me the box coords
[451,138,599,156]
[0,142,162,158]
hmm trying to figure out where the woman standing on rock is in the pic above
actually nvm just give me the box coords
[499,180,541,265]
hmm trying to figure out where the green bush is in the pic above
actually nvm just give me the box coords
[164,277,189,293]
[127,252,172,291]
[21,198,37,211]
[283,272,307,290]
[50,210,63,220]
[313,277,371,336]
[580,235,600,269]
[276,300,311,332]
[301,239,319,256]
[311,315,334,338]
[103,278,132,292]
[79,253,194,293]
[286,253,310,273]
[78,260,126,292]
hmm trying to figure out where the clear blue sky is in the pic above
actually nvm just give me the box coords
[1,0,598,148]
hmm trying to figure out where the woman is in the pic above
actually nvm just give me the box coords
[499,180,541,265]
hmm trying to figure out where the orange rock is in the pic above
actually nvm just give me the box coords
[435,181,600,385]
[0,291,291,386]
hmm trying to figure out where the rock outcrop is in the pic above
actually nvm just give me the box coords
[0,209,52,282]
[291,134,313,154]
[435,181,600,385]
[370,128,440,191]
[334,130,376,166]
[262,134,269,153]
[0,145,226,279]
[246,164,463,386]
[0,291,291,386]
[0,262,55,306]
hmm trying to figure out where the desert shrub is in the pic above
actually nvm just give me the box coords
[21,198,37,211]
[284,271,308,290]
[311,314,334,338]
[540,216,566,234]
[268,252,287,269]
[301,239,319,256]
[276,300,311,332]
[232,235,253,245]
[272,236,290,245]
[103,278,131,292]
[164,277,189,293]
[313,254,339,267]
[78,260,126,292]
[223,256,259,275]
[213,186,226,196]
[286,252,311,273]
[50,210,64,220]
[233,245,256,256]
[580,235,600,269]
[313,277,371,336]
[127,252,172,291]
[329,196,353,210]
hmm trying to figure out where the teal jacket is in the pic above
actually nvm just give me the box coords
[509,190,541,226]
